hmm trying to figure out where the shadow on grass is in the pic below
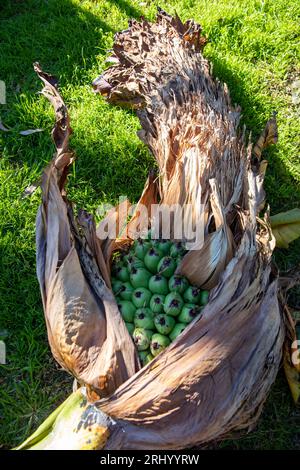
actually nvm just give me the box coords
[0,0,114,87]
[0,0,145,89]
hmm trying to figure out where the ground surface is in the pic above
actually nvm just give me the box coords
[0,0,299,449]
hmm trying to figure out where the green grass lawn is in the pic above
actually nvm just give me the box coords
[0,0,300,449]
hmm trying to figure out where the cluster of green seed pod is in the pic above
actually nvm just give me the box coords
[111,235,209,367]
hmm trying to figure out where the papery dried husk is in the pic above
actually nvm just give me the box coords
[34,63,138,397]
[125,169,159,239]
[177,179,234,288]
[19,10,288,450]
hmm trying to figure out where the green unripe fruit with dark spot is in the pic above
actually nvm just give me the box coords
[119,282,134,300]
[125,322,135,335]
[170,242,186,258]
[168,275,189,294]
[115,266,130,282]
[124,253,134,264]
[178,304,202,324]
[154,239,171,255]
[123,253,131,264]
[134,239,151,260]
[112,279,123,295]
[154,314,176,335]
[169,323,186,341]
[132,287,152,308]
[150,294,165,313]
[200,290,209,305]
[133,328,152,351]
[126,254,145,269]
[117,300,136,322]
[150,333,170,357]
[144,247,163,273]
[157,256,176,278]
[134,309,155,329]
[130,267,152,288]
[111,259,123,275]
[148,274,169,295]
[183,286,201,303]
[164,292,184,317]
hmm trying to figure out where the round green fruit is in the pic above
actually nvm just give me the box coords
[168,275,189,294]
[170,242,186,258]
[130,267,152,288]
[112,279,123,295]
[119,282,134,300]
[115,266,130,282]
[157,256,176,278]
[138,349,154,367]
[126,254,145,269]
[117,300,136,322]
[169,323,186,341]
[133,328,152,351]
[134,308,155,329]
[111,259,123,275]
[183,286,201,303]
[134,239,151,261]
[200,290,209,305]
[154,239,171,255]
[164,292,184,317]
[154,314,176,335]
[123,253,132,264]
[138,350,154,366]
[148,274,169,295]
[132,287,152,308]
[138,350,149,366]
[124,253,134,264]
[178,304,202,324]
[144,247,163,273]
[125,322,135,335]
[150,333,170,357]
[150,294,165,313]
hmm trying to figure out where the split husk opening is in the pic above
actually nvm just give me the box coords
[17,10,295,450]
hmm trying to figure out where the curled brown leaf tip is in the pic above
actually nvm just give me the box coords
[34,62,73,168]
[34,62,59,89]
[253,112,278,161]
